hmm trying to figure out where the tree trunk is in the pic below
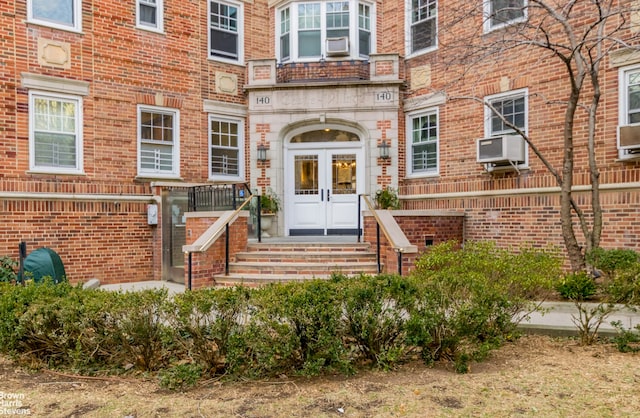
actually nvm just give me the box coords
[561,83,586,272]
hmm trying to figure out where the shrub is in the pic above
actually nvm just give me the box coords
[408,241,559,372]
[0,279,76,356]
[248,280,350,377]
[108,289,174,372]
[0,256,17,283]
[336,274,414,370]
[556,272,597,301]
[604,263,640,305]
[587,248,638,279]
[611,321,640,353]
[158,363,203,391]
[170,286,250,376]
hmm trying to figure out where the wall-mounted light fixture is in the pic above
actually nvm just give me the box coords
[378,139,390,160]
[257,144,268,162]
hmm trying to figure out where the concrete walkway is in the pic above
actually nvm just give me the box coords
[99,280,185,295]
[97,281,640,336]
[518,301,640,337]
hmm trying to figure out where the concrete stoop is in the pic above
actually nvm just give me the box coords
[213,242,380,286]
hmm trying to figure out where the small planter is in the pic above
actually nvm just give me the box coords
[260,213,275,237]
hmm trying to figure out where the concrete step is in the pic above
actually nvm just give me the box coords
[235,251,377,263]
[214,241,380,286]
[228,261,379,276]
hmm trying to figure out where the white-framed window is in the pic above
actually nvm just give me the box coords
[483,0,527,32]
[277,1,375,62]
[137,106,180,178]
[209,0,243,63]
[617,65,640,158]
[27,0,82,32]
[484,88,528,166]
[407,108,439,177]
[407,0,437,57]
[209,115,244,181]
[620,66,640,125]
[29,91,83,174]
[137,0,163,33]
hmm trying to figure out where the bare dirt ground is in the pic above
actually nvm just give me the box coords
[1,335,639,418]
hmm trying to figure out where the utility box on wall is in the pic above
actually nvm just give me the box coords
[147,204,158,225]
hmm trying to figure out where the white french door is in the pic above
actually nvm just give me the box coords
[287,148,363,235]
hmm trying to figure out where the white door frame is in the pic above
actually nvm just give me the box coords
[284,128,365,236]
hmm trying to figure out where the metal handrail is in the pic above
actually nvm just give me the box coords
[185,184,253,290]
[358,194,406,275]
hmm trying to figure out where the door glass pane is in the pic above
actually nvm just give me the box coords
[332,154,356,195]
[295,155,319,195]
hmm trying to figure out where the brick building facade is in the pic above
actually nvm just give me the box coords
[1,1,639,284]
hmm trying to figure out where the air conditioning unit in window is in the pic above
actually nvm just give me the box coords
[618,124,640,151]
[326,37,349,56]
[477,135,525,164]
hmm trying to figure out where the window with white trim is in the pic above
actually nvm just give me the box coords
[621,67,640,125]
[29,91,83,174]
[28,0,82,32]
[138,106,180,177]
[408,109,439,176]
[277,1,375,62]
[209,116,244,180]
[483,0,526,32]
[484,89,528,165]
[617,66,640,157]
[137,0,163,32]
[209,0,243,63]
[408,0,437,56]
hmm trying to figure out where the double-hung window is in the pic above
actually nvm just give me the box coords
[29,91,83,174]
[621,67,640,125]
[408,109,439,176]
[137,0,163,32]
[138,106,180,178]
[209,116,244,180]
[209,0,243,63]
[485,89,528,166]
[277,1,375,62]
[408,0,437,56]
[618,66,640,157]
[484,0,527,32]
[28,0,82,32]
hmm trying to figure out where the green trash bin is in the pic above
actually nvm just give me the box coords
[23,248,67,284]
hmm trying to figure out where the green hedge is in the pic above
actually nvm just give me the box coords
[0,241,560,387]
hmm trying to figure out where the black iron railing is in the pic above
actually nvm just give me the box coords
[359,194,405,276]
[188,183,250,212]
[185,183,253,290]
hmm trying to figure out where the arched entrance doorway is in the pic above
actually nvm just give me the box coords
[285,128,364,236]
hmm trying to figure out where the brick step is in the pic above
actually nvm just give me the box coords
[213,271,374,287]
[228,261,379,276]
[245,242,373,253]
[213,241,380,286]
[235,251,377,263]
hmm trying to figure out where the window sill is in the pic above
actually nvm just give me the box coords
[135,25,165,35]
[405,172,440,180]
[27,19,83,34]
[27,169,86,176]
[406,45,438,60]
[208,56,245,67]
[136,174,182,181]
[209,175,245,183]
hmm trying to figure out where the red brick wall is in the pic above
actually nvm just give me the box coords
[363,211,465,276]
[0,198,155,285]
[184,213,248,289]
[398,2,640,256]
